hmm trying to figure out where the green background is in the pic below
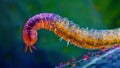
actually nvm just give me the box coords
[0,0,120,68]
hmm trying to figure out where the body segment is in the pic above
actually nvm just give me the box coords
[23,13,120,53]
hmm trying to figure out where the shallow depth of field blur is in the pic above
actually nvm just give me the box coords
[0,0,120,68]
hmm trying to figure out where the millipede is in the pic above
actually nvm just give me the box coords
[23,13,120,53]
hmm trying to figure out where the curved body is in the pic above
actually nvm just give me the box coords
[23,13,120,53]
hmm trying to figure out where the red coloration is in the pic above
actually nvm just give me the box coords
[23,13,55,53]
[101,46,106,51]
[84,55,89,60]
[23,29,37,53]
[23,13,120,53]
[114,44,119,48]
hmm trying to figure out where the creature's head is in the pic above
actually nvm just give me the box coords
[23,30,37,53]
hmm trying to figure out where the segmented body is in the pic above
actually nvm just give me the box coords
[23,13,120,52]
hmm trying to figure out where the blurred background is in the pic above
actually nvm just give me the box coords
[0,0,120,68]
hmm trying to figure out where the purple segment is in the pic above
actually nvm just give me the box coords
[38,13,62,21]
[25,13,62,30]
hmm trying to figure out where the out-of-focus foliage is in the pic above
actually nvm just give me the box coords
[0,0,120,68]
[92,0,120,28]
